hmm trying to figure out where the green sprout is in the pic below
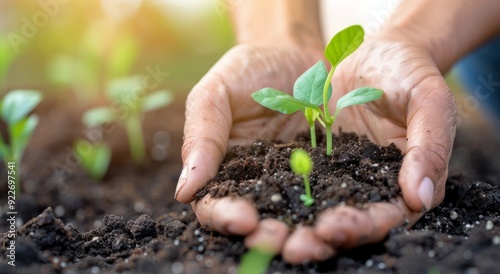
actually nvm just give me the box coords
[238,247,275,274]
[251,61,331,148]
[0,90,42,196]
[82,76,173,163]
[252,25,384,155]
[290,149,314,207]
[73,139,111,180]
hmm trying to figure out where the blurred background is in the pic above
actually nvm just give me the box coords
[0,0,235,99]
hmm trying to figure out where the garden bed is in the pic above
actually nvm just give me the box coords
[1,96,499,274]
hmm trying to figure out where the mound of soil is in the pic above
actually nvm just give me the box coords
[196,132,403,227]
[0,97,499,274]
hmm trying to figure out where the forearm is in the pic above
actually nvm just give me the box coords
[230,0,324,53]
[383,0,500,73]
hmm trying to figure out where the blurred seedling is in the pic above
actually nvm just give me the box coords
[82,76,173,163]
[73,140,111,180]
[0,90,42,196]
[252,25,384,155]
[238,247,274,274]
[290,148,314,207]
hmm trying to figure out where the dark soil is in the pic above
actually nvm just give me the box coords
[0,96,499,274]
[196,133,403,226]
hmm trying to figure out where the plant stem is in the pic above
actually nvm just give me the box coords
[322,69,335,121]
[325,124,333,156]
[126,114,145,163]
[302,174,312,200]
[322,69,335,156]
[309,124,317,148]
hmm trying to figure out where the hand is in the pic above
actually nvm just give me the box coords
[280,34,457,262]
[175,43,322,239]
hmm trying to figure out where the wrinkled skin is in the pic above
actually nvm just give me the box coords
[176,34,457,264]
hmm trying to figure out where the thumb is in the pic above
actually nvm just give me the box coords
[398,76,457,212]
[175,78,231,203]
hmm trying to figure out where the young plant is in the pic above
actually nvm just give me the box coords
[82,76,173,163]
[290,149,314,207]
[251,61,331,147]
[0,90,42,196]
[252,25,384,155]
[73,139,111,180]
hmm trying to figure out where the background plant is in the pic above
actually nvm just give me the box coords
[252,25,384,155]
[0,90,42,196]
[73,139,111,180]
[82,76,173,163]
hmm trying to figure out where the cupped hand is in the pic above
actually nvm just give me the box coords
[176,43,322,236]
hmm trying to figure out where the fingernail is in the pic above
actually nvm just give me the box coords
[418,177,434,212]
[174,167,187,199]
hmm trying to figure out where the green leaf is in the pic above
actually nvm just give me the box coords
[142,90,174,112]
[106,75,143,102]
[10,115,39,161]
[82,107,115,128]
[238,248,274,274]
[304,107,320,126]
[324,25,364,71]
[73,140,111,180]
[294,61,331,106]
[252,88,316,114]
[336,87,384,111]
[290,149,312,176]
[0,90,42,125]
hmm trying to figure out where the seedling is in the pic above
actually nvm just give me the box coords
[0,90,42,196]
[238,247,274,274]
[83,76,173,163]
[290,149,314,207]
[73,139,111,180]
[251,61,331,147]
[252,25,384,155]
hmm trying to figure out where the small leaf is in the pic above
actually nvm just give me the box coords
[294,61,329,106]
[106,75,143,102]
[252,88,315,114]
[304,108,320,126]
[0,90,42,125]
[142,90,174,112]
[324,25,364,71]
[336,87,384,111]
[82,107,115,128]
[290,149,312,176]
[73,140,111,180]
[300,194,315,207]
[238,248,274,274]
